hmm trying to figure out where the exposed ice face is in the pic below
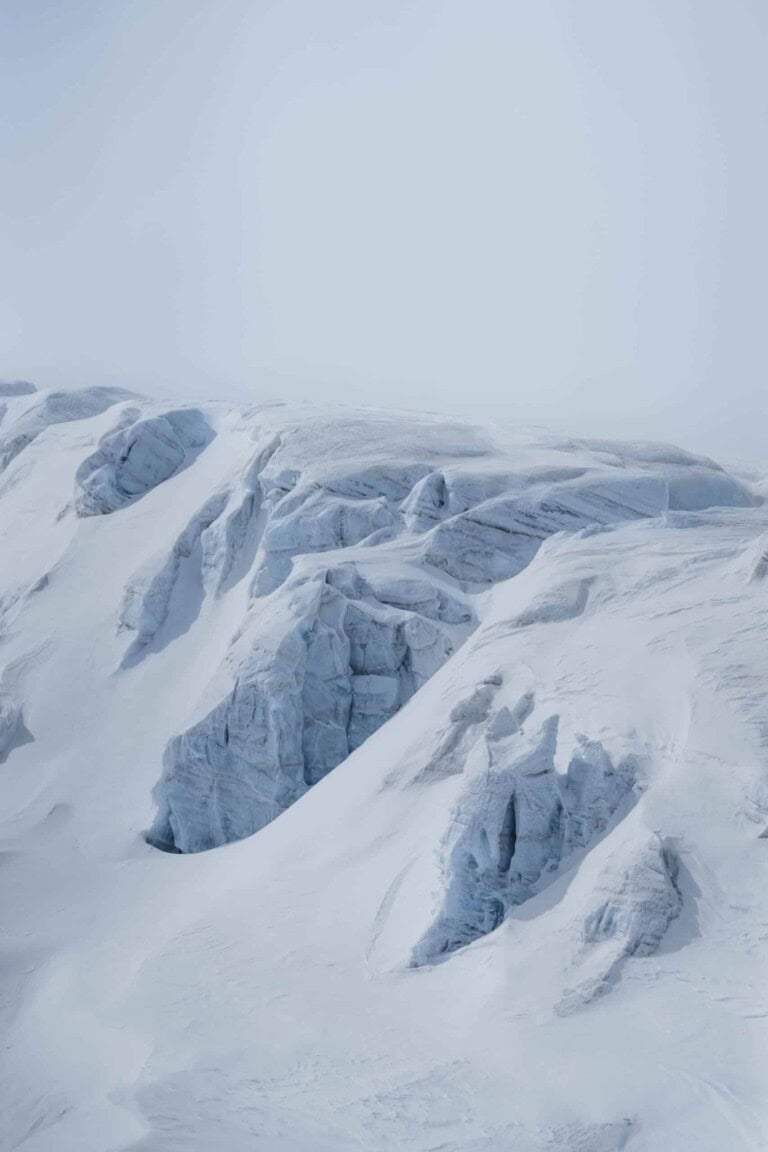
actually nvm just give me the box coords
[422,473,670,585]
[149,565,465,852]
[411,711,639,966]
[117,434,283,666]
[249,462,428,597]
[119,491,230,663]
[75,407,214,515]
[198,436,280,594]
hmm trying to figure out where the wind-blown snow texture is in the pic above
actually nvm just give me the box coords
[1,387,767,1151]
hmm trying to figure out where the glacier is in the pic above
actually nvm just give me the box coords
[136,406,754,855]
[1,387,767,1151]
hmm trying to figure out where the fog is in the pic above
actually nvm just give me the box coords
[2,1,766,458]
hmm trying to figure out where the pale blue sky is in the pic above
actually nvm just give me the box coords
[1,1,766,456]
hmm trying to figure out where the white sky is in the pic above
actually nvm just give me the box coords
[1,1,766,458]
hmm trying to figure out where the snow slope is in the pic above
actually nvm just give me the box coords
[1,385,767,1151]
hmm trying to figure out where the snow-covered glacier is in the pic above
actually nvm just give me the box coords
[1,385,767,1152]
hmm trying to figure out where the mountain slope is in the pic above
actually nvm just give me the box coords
[1,386,767,1151]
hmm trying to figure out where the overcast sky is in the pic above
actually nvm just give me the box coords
[1,1,766,457]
